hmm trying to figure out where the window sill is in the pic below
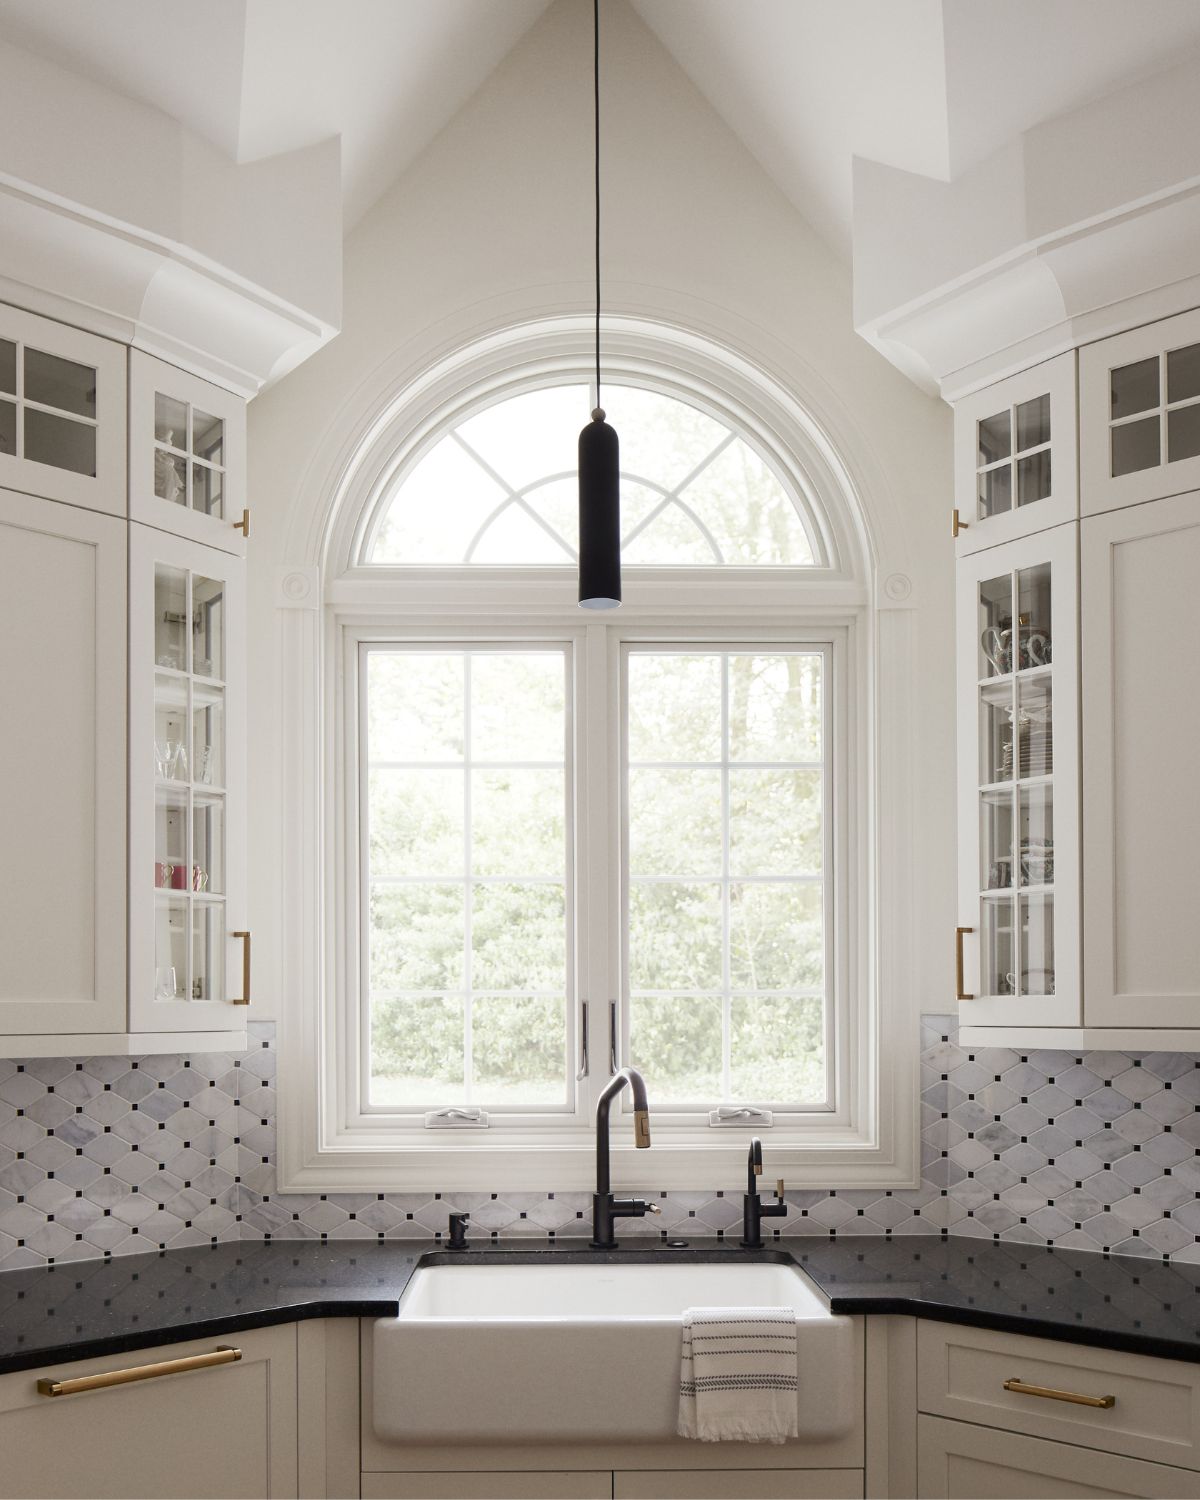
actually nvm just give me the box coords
[276,1129,919,1194]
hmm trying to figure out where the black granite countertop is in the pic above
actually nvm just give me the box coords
[2,1236,1200,1377]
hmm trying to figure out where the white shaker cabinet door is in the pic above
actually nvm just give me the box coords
[1081,492,1200,1028]
[0,488,126,1036]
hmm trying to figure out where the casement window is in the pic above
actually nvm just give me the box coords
[281,326,915,1192]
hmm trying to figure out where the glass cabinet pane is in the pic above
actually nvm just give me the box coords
[192,410,223,465]
[1111,414,1160,476]
[1016,676,1052,777]
[24,409,96,476]
[155,898,187,1000]
[154,393,188,449]
[1015,395,1050,450]
[1020,895,1055,995]
[154,566,188,671]
[191,905,224,1003]
[1111,357,1159,417]
[192,684,224,786]
[981,789,1014,891]
[154,788,186,885]
[977,411,1011,465]
[154,674,188,780]
[24,348,96,418]
[192,462,223,519]
[982,896,1015,997]
[1167,403,1200,463]
[1020,785,1054,888]
[977,464,1012,520]
[1016,564,1052,668]
[154,448,186,506]
[1016,450,1051,507]
[1167,343,1200,404]
[0,340,14,394]
[192,793,224,895]
[980,683,1014,786]
[0,400,14,457]
[192,576,224,679]
[978,574,1014,677]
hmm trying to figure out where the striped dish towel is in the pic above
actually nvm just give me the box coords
[677,1305,799,1443]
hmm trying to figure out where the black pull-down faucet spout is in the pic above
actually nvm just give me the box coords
[591,1066,658,1248]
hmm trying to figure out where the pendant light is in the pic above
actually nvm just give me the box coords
[578,0,621,610]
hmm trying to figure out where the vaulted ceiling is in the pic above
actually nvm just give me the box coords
[2,0,1199,253]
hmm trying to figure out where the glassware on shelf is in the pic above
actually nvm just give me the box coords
[155,965,177,1002]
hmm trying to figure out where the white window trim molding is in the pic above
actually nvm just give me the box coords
[274,318,920,1194]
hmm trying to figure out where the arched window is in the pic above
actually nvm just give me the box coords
[297,322,904,1194]
[363,383,819,567]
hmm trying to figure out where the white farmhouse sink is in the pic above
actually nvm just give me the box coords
[372,1259,857,1445]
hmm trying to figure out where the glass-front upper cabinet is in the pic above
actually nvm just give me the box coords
[129,350,247,555]
[955,523,1080,1027]
[0,304,126,515]
[953,353,1077,556]
[129,521,247,1031]
[1080,305,1200,515]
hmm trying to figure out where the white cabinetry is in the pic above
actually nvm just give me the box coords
[0,490,126,1041]
[0,1326,298,1499]
[956,310,1200,1046]
[130,524,248,1029]
[0,305,125,516]
[954,353,1076,555]
[0,305,250,1057]
[130,351,247,555]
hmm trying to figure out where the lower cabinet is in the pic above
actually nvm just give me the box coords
[361,1470,863,1500]
[0,1325,298,1499]
[917,1414,1199,1499]
[361,1476,611,1499]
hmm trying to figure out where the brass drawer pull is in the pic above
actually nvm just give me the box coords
[231,930,251,1006]
[1003,1377,1115,1409]
[955,926,974,1001]
[36,1346,241,1397]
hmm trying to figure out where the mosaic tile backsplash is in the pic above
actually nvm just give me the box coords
[3,1014,1200,1270]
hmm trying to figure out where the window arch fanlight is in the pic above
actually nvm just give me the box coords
[358,379,827,571]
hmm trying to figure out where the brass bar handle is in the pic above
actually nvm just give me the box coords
[233,508,250,538]
[1003,1377,1115,1409]
[37,1346,241,1397]
[231,930,251,1006]
[955,926,974,1002]
[952,507,969,539]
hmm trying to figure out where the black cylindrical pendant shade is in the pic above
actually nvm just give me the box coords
[578,411,621,608]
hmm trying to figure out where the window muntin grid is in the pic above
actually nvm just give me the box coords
[366,383,818,567]
[153,392,227,519]
[623,647,831,1110]
[975,393,1052,522]
[1108,340,1200,477]
[0,336,98,477]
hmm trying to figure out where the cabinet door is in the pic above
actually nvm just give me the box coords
[0,1325,297,1499]
[955,524,1080,1025]
[130,350,247,555]
[614,1471,862,1499]
[917,1414,1199,1498]
[362,1476,612,1499]
[129,522,248,1029]
[0,307,125,515]
[954,354,1076,556]
[1081,307,1200,515]
[0,489,126,1035]
[1081,494,1200,1028]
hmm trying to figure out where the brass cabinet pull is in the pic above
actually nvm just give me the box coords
[1003,1377,1115,1409]
[955,926,974,1001]
[37,1346,241,1397]
[233,508,250,538]
[231,930,251,1005]
[952,508,969,539]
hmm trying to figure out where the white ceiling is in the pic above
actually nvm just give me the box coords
[2,0,1199,251]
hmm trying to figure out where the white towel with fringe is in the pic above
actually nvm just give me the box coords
[677,1305,799,1443]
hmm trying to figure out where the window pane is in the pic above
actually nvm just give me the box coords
[472,770,564,876]
[471,882,565,990]
[473,994,565,1105]
[368,653,464,762]
[627,654,721,761]
[628,882,722,989]
[630,994,722,1103]
[628,769,721,876]
[370,884,465,991]
[728,769,822,876]
[365,381,817,568]
[728,653,821,760]
[471,652,565,761]
[677,438,814,564]
[369,769,463,876]
[364,647,570,1109]
[370,994,465,1106]
[730,994,824,1103]
[729,882,822,989]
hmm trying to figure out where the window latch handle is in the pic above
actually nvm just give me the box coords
[576,1000,590,1080]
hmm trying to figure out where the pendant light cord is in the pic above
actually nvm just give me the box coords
[593,0,601,409]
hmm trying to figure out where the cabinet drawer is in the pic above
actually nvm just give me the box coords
[614,1469,862,1498]
[918,1414,1199,1499]
[917,1322,1200,1471]
[362,1475,610,1499]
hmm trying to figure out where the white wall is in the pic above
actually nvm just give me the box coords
[245,0,953,1057]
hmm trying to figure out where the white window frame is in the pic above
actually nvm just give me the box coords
[275,321,920,1194]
